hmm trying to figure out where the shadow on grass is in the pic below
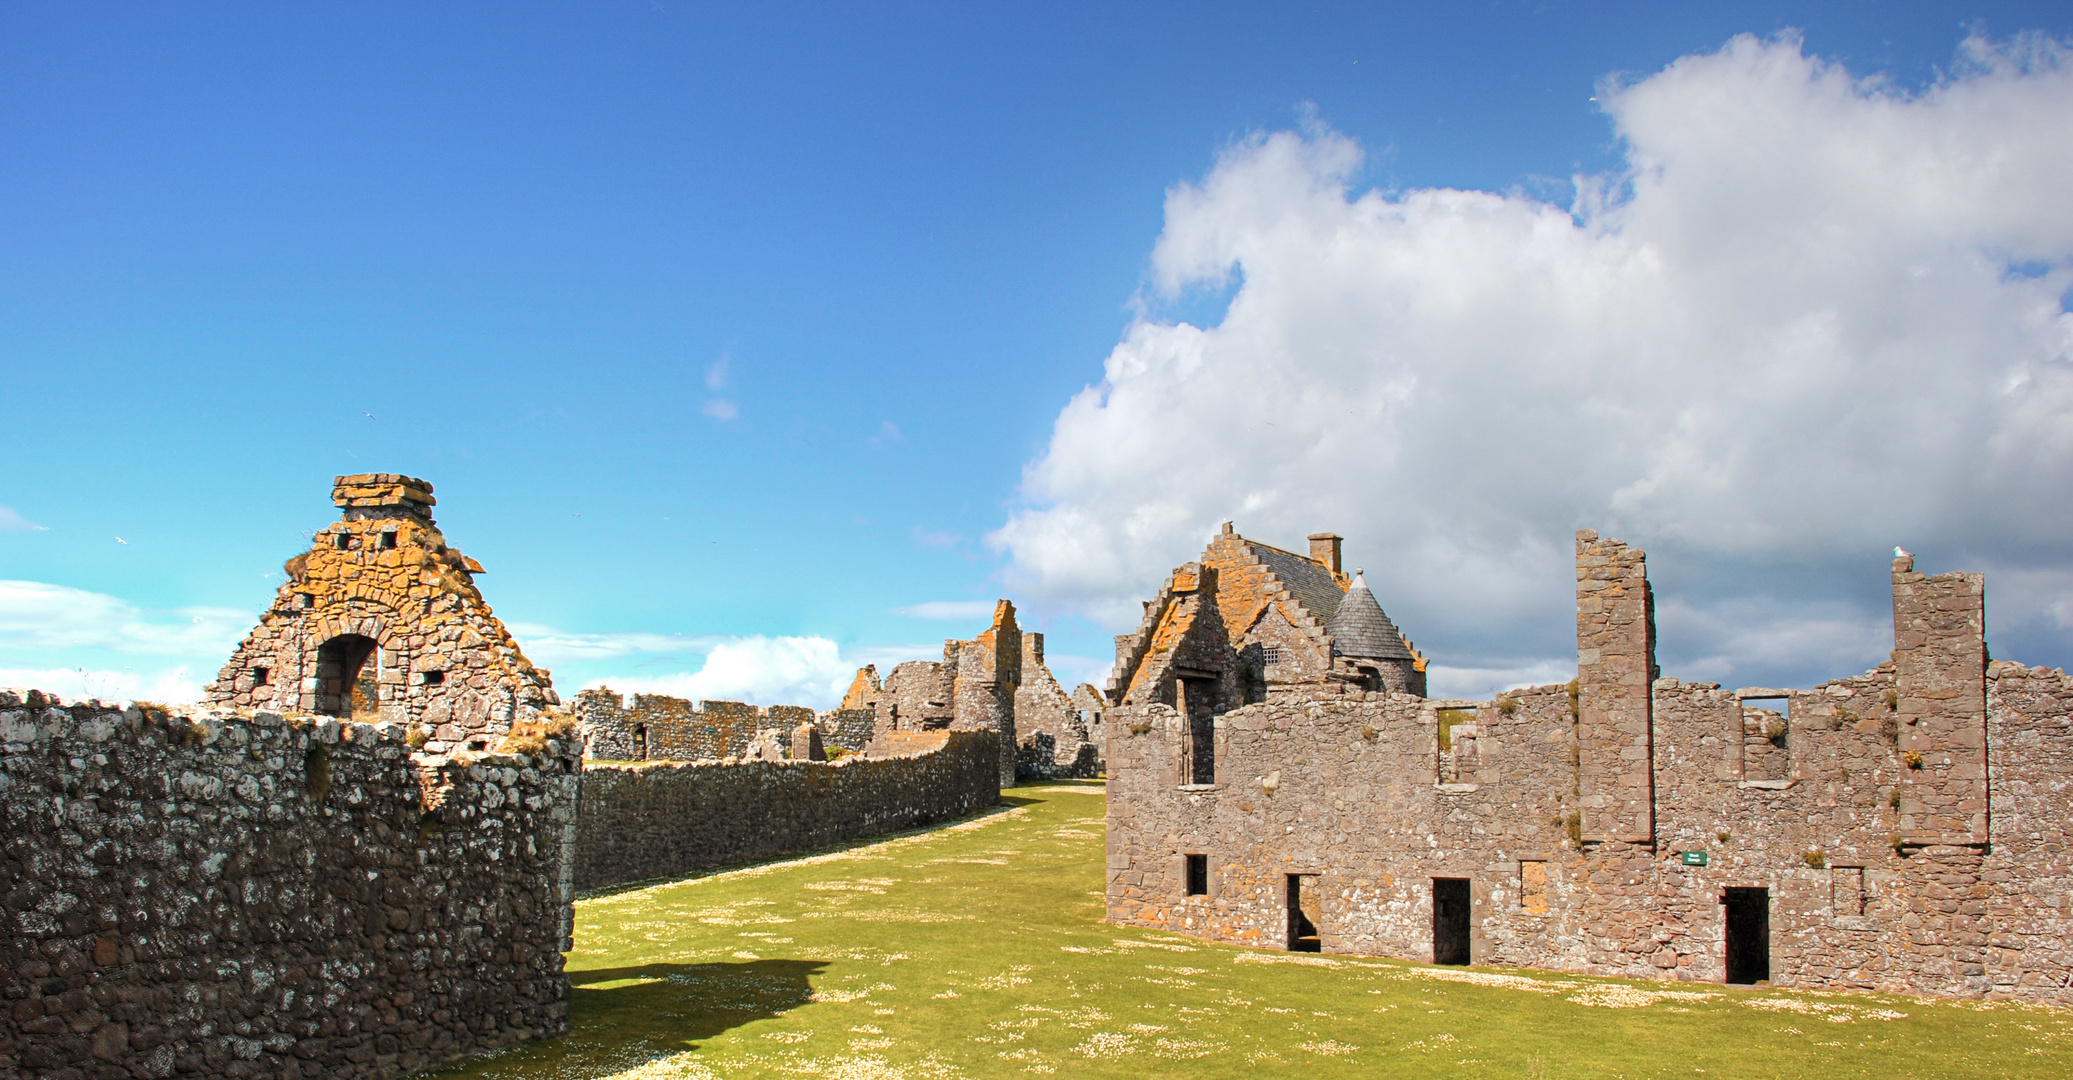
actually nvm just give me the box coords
[569,959,832,1053]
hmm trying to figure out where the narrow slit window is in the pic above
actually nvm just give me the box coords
[1184,854,1209,897]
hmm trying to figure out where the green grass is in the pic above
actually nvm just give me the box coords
[427,782,2073,1079]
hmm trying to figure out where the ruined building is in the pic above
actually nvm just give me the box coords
[1013,632,1104,780]
[206,474,557,755]
[1105,527,2073,1003]
[3,473,1015,1080]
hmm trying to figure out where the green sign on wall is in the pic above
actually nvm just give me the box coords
[1681,851,1709,866]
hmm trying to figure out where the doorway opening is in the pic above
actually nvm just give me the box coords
[632,724,649,761]
[1433,878,1472,965]
[1183,854,1209,897]
[314,635,379,719]
[1724,887,1770,984]
[1177,676,1216,784]
[1286,874,1321,952]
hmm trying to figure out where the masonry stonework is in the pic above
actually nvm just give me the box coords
[572,730,1001,892]
[206,475,556,756]
[1013,633,1102,780]
[1105,528,2073,1003]
[0,693,579,1080]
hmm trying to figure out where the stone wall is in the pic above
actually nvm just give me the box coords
[1103,534,2073,1004]
[1013,633,1101,780]
[0,690,580,1080]
[572,731,1000,892]
[205,475,557,757]
[572,690,819,763]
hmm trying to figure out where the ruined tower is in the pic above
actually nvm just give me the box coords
[205,474,557,754]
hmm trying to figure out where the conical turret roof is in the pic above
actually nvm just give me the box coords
[1326,570,1415,661]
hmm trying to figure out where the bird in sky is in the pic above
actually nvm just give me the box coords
[364,411,377,420]
[114,536,127,545]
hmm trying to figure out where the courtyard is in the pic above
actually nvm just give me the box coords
[426,782,2073,1079]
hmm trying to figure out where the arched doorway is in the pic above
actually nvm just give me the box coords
[315,634,381,719]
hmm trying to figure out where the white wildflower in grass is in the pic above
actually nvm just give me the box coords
[1073,1032,1140,1058]
[1296,1040,1359,1056]
[1567,984,1718,1009]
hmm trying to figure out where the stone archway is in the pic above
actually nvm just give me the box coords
[315,634,381,719]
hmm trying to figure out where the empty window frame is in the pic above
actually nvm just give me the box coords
[1833,866,1866,917]
[249,666,270,687]
[1739,696,1791,781]
[1184,854,1209,897]
[380,530,399,550]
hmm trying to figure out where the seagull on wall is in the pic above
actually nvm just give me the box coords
[1894,546,1912,558]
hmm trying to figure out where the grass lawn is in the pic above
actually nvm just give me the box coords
[427,781,2073,1079]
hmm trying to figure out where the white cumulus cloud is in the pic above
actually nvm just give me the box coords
[992,32,2073,689]
[0,580,253,656]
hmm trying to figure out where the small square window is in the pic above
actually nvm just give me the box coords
[422,670,445,686]
[250,666,270,687]
[1262,646,1281,664]
[333,533,349,549]
[380,531,398,550]
[1184,853,1209,896]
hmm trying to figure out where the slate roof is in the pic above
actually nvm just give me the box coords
[1248,542,1346,626]
[1325,572,1415,661]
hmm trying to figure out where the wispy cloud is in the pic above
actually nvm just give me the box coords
[896,600,997,621]
[868,420,905,448]
[0,504,46,532]
[702,398,739,421]
[706,352,731,391]
[0,580,252,656]
[0,665,207,705]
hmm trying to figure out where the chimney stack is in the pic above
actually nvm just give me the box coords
[1308,532,1343,574]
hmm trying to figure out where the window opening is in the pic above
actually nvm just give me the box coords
[1519,860,1548,915]
[380,531,398,550]
[1740,697,1790,781]
[250,666,270,687]
[422,669,445,686]
[1261,646,1281,664]
[1184,854,1208,897]
[313,635,379,719]
[1287,874,1321,952]
[1178,676,1216,784]
[1433,878,1471,965]
[1832,867,1866,917]
[633,723,649,761]
[1724,887,1770,984]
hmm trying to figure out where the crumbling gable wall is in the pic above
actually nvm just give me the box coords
[206,475,556,756]
[1014,632,1101,780]
[863,602,1024,787]
[0,690,580,1080]
[1103,532,2073,1004]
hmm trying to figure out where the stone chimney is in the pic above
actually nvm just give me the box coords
[333,473,436,522]
[1308,533,1343,574]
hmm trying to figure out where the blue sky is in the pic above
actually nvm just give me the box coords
[4,2,2071,706]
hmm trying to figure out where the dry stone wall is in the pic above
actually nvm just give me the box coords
[573,731,1000,891]
[572,691,824,763]
[0,690,579,1080]
[1105,533,2073,1004]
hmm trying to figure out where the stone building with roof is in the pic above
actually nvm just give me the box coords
[205,474,557,755]
[1103,528,2073,1003]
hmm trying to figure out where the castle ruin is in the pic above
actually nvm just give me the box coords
[1104,526,2073,1002]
